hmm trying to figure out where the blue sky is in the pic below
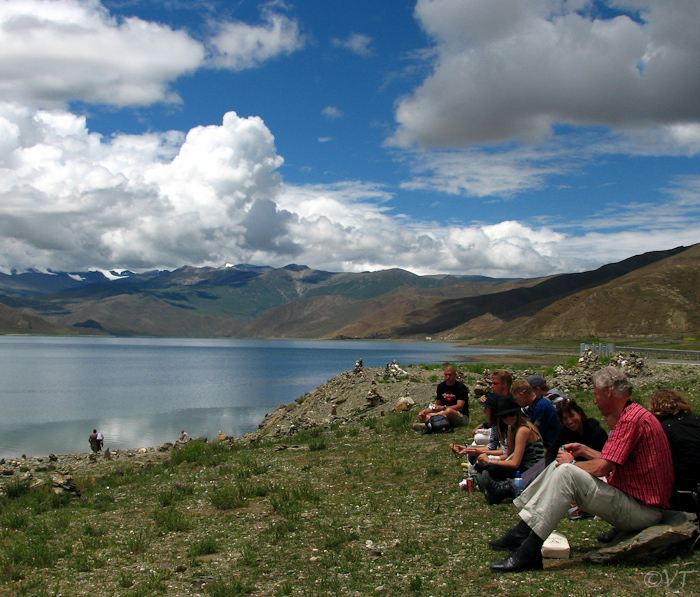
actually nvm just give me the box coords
[1,0,699,278]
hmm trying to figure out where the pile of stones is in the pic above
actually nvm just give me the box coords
[610,352,647,376]
[383,360,408,380]
[551,350,649,393]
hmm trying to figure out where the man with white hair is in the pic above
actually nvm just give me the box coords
[488,366,673,573]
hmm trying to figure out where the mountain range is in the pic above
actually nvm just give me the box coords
[1,243,698,341]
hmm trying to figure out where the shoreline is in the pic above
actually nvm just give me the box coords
[3,350,694,465]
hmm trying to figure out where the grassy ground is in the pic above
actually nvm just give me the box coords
[1,401,699,596]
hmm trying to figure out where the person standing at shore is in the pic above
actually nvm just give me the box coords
[88,429,102,452]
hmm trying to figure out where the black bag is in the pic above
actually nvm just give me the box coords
[425,415,454,434]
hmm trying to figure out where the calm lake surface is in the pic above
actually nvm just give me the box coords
[0,336,527,459]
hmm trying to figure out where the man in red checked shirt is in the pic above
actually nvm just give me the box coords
[487,366,673,573]
[415,365,470,430]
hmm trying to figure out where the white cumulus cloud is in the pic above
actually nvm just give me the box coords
[0,100,698,277]
[0,104,290,271]
[389,0,700,148]
[0,0,205,108]
[209,5,306,70]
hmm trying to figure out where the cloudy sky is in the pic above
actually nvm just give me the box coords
[1,0,699,278]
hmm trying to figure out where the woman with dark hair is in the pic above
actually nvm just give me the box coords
[649,389,700,512]
[545,398,609,465]
[475,395,545,504]
[511,397,609,510]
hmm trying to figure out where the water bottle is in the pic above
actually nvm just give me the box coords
[513,471,524,496]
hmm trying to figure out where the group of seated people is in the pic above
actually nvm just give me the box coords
[451,370,568,504]
[421,365,700,573]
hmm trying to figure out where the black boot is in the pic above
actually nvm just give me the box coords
[475,471,487,494]
[596,527,620,543]
[488,519,532,551]
[489,532,544,573]
[482,475,515,505]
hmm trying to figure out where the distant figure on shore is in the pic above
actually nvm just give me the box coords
[88,429,103,452]
[176,429,189,446]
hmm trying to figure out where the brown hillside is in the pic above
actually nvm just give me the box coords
[240,294,360,338]
[392,244,692,338]
[485,244,700,340]
[0,302,90,335]
[331,293,448,338]
[242,278,539,339]
[438,313,508,340]
[333,278,547,338]
[50,294,241,337]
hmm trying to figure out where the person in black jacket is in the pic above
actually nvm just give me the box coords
[518,398,609,493]
[649,389,700,512]
[545,398,609,465]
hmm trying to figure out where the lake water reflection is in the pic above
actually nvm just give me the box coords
[0,336,526,458]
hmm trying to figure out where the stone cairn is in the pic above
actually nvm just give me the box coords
[384,360,407,380]
[472,377,491,397]
[366,380,385,407]
[610,352,646,377]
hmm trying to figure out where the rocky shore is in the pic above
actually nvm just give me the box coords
[2,351,697,495]
[255,351,697,437]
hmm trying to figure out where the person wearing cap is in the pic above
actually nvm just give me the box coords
[487,367,673,573]
[526,375,547,398]
[528,374,568,405]
[453,391,506,460]
[513,379,561,449]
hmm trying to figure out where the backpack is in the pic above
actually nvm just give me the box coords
[545,388,569,404]
[424,415,454,434]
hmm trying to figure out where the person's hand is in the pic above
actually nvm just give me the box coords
[453,445,468,455]
[471,423,484,437]
[477,453,490,466]
[555,446,575,466]
[565,442,591,460]
[466,446,482,457]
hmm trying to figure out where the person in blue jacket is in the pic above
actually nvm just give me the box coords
[512,379,561,449]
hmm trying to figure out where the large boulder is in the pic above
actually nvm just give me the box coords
[583,510,698,564]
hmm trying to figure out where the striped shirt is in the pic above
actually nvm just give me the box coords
[601,403,674,508]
